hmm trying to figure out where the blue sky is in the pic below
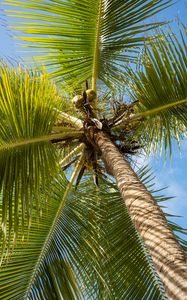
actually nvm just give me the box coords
[0,1,187,232]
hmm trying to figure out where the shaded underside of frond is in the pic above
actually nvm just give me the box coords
[5,0,173,86]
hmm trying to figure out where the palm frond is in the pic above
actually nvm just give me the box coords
[0,65,77,238]
[79,177,167,299]
[0,131,83,151]
[5,0,173,87]
[54,108,83,129]
[0,173,169,299]
[126,27,187,157]
[60,143,84,166]
[0,174,104,299]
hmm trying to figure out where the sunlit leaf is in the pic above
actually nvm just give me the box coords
[0,65,63,237]
[5,0,172,86]
[126,27,187,157]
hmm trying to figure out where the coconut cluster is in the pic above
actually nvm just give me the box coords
[72,89,96,109]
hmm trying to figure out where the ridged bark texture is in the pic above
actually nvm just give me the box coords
[94,131,187,300]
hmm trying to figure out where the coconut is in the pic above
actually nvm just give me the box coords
[86,89,96,103]
[72,95,84,109]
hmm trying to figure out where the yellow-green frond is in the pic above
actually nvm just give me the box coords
[5,0,173,87]
[126,27,187,158]
[0,175,102,299]
[0,65,66,238]
[0,174,168,299]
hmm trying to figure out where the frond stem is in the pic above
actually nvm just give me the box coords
[59,143,85,166]
[133,98,187,120]
[91,0,102,93]
[54,108,83,129]
[114,98,187,130]
[0,132,83,151]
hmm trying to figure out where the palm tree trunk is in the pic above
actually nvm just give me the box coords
[94,130,187,300]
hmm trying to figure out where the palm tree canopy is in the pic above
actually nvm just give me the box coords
[0,0,187,299]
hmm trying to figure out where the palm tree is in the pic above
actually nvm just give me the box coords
[0,0,187,299]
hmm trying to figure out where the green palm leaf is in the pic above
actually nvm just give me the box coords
[0,175,102,299]
[1,166,186,299]
[5,0,172,87]
[0,65,75,238]
[0,173,169,299]
[125,27,187,157]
